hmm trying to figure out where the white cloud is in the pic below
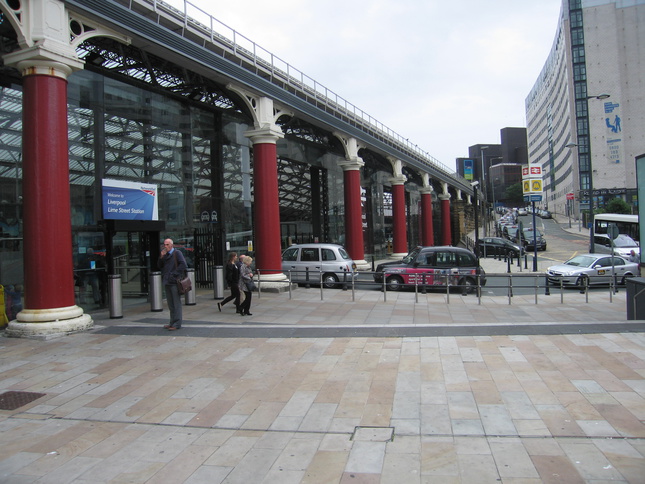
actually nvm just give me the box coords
[169,0,563,170]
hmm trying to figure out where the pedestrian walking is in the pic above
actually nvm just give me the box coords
[238,256,255,316]
[218,252,241,313]
[158,238,187,331]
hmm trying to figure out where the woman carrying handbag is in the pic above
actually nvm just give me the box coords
[238,256,255,316]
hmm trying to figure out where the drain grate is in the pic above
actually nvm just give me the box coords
[351,426,395,442]
[0,391,47,411]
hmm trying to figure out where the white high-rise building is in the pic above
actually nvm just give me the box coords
[525,0,645,223]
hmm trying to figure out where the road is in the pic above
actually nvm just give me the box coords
[348,215,601,297]
[483,215,602,296]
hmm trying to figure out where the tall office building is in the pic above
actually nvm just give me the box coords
[525,0,645,222]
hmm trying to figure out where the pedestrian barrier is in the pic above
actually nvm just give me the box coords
[255,268,624,306]
[108,274,123,319]
[149,271,163,312]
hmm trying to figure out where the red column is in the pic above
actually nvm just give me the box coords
[421,190,434,246]
[391,182,407,255]
[22,73,75,310]
[439,194,452,246]
[343,167,365,262]
[251,141,282,275]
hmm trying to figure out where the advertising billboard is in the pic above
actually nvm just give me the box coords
[463,159,473,180]
[101,179,159,220]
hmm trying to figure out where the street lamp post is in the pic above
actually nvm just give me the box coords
[565,142,580,231]
[480,146,489,235]
[472,181,480,262]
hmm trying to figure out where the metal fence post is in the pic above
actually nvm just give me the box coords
[185,268,196,305]
[213,266,224,299]
[150,271,163,312]
[108,274,123,319]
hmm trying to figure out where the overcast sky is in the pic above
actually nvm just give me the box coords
[168,0,563,171]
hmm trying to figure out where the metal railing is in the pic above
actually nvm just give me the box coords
[118,0,470,190]
[249,269,624,305]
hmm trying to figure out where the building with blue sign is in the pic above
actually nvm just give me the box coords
[525,0,645,222]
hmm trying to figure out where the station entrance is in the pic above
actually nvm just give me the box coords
[103,220,165,299]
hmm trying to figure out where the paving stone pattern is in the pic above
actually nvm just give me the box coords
[0,285,644,482]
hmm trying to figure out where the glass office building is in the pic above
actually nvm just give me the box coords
[525,0,645,221]
[0,42,433,313]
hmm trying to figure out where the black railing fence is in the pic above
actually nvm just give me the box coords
[245,269,624,305]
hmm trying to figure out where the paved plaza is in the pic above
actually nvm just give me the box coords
[1,268,645,483]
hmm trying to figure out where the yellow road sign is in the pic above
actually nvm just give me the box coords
[531,179,542,192]
[523,180,530,193]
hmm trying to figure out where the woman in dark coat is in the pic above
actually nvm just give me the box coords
[218,252,241,313]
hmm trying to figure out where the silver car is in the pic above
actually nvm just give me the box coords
[593,234,640,259]
[282,243,358,288]
[546,253,639,287]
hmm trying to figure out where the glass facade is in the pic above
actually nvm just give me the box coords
[0,58,426,314]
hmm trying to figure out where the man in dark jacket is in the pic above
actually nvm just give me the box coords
[158,238,187,330]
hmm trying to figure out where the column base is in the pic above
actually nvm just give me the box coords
[353,259,371,271]
[5,306,93,340]
[390,253,408,260]
[257,273,295,293]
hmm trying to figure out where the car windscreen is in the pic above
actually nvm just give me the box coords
[402,247,421,264]
[338,248,351,260]
[613,235,638,248]
[282,247,299,261]
[565,255,596,267]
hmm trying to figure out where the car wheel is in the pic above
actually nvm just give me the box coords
[575,275,589,288]
[458,277,477,294]
[386,275,404,291]
[621,273,635,285]
[322,273,339,289]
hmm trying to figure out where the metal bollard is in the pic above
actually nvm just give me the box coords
[108,274,123,319]
[185,268,196,306]
[213,266,224,299]
[150,271,163,312]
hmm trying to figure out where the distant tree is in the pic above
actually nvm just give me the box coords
[505,182,524,206]
[601,198,632,214]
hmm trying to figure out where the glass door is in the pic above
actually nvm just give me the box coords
[111,231,155,297]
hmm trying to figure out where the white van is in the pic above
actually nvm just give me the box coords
[281,243,358,288]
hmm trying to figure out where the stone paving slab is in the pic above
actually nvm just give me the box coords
[0,286,644,482]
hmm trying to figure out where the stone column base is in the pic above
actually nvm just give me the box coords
[5,306,93,340]
[256,272,294,293]
[354,260,371,272]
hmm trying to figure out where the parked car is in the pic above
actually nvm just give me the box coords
[281,243,357,288]
[373,246,486,292]
[540,210,552,219]
[502,225,519,241]
[516,227,547,251]
[476,237,522,258]
[592,234,640,259]
[517,208,528,216]
[545,254,639,287]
